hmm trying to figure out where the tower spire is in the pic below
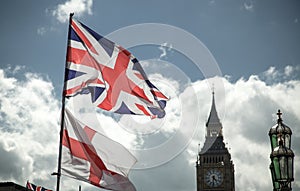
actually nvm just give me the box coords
[206,89,221,126]
[206,89,222,137]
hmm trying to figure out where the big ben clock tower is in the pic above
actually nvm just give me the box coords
[196,91,235,191]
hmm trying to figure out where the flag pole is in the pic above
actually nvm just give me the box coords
[52,12,74,191]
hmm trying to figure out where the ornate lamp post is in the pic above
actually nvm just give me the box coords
[269,110,294,191]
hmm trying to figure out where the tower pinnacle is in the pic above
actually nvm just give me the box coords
[205,91,222,137]
[206,90,221,126]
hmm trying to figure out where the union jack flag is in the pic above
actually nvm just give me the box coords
[26,181,52,191]
[64,18,168,118]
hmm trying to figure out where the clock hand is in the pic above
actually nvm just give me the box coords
[212,175,216,186]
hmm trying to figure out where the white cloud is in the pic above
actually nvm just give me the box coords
[264,66,277,78]
[52,0,93,23]
[242,0,255,12]
[3,65,26,74]
[261,65,300,84]
[37,27,47,36]
[0,67,60,188]
[284,65,293,76]
[0,65,299,191]
[158,43,173,59]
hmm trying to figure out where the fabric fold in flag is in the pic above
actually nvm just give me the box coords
[26,181,52,191]
[64,18,168,118]
[61,108,137,191]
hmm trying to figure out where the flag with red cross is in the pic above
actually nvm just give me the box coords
[61,108,137,191]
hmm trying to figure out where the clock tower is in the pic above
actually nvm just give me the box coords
[196,91,235,191]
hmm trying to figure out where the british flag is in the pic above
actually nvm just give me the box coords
[26,181,52,191]
[64,18,168,118]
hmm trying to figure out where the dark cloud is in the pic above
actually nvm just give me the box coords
[132,150,195,191]
[0,141,26,182]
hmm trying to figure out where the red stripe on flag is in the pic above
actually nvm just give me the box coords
[71,20,97,54]
[97,50,131,110]
[64,85,83,96]
[151,90,168,99]
[63,129,118,186]
[134,72,144,80]
[132,86,152,104]
[135,103,151,116]
[67,46,100,69]
[26,182,33,190]
[62,131,106,168]
[83,126,96,142]
[118,46,131,57]
[64,78,104,96]
[63,132,105,181]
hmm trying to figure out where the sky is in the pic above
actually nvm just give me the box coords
[0,0,300,191]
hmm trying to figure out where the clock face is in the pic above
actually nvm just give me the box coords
[205,169,223,187]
